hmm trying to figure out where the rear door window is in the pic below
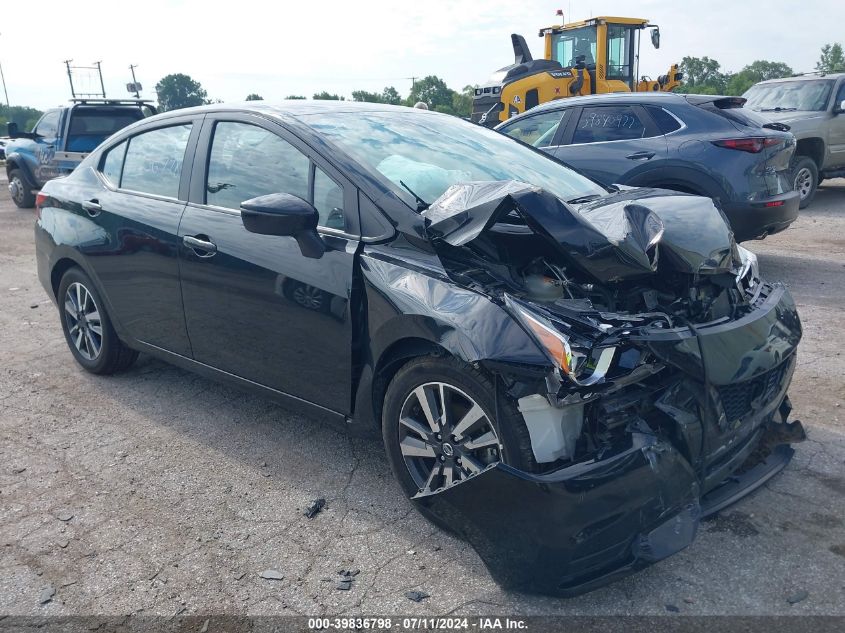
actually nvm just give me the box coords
[571,105,652,144]
[500,109,570,147]
[100,141,128,187]
[121,124,192,198]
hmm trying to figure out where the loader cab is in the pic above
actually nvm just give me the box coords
[544,17,653,92]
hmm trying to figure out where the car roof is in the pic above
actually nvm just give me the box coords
[150,99,426,123]
[754,73,845,85]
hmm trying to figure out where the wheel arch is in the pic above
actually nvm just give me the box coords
[795,137,825,167]
[623,165,722,199]
[5,154,37,186]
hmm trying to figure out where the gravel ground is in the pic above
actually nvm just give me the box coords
[1,177,844,617]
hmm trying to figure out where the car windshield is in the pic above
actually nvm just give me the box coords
[304,111,606,208]
[743,80,834,112]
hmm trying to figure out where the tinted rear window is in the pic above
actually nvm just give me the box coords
[645,106,682,133]
[69,108,145,137]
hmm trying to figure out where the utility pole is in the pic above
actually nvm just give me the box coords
[129,64,140,98]
[0,32,9,107]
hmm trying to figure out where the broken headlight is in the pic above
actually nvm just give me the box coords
[736,245,760,297]
[506,296,616,386]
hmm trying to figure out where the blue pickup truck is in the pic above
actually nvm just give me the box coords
[5,99,154,208]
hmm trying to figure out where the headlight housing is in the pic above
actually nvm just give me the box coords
[506,296,616,386]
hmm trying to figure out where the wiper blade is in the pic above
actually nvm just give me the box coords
[566,194,603,204]
[760,107,797,112]
[399,180,429,211]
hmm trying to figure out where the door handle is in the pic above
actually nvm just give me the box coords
[82,199,102,217]
[626,151,655,160]
[183,235,217,257]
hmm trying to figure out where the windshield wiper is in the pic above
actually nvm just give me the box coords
[400,180,430,211]
[760,107,797,112]
[566,193,603,204]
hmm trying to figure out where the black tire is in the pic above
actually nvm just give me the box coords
[57,268,139,374]
[8,169,36,209]
[381,355,537,503]
[791,156,818,209]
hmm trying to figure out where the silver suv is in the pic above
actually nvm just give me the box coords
[744,73,845,208]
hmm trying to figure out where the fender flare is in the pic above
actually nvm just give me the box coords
[5,153,38,188]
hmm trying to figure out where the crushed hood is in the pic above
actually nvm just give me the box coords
[422,181,739,283]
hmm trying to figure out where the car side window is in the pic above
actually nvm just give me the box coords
[206,122,310,211]
[101,141,128,187]
[121,124,192,198]
[571,105,650,144]
[34,111,60,138]
[313,166,345,229]
[836,82,845,107]
[501,110,569,148]
[645,106,682,134]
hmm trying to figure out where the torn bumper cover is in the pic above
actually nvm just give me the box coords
[413,421,797,597]
[414,432,700,596]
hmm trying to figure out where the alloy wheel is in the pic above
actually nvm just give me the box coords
[64,282,103,360]
[398,381,501,493]
[794,167,813,200]
[292,284,324,310]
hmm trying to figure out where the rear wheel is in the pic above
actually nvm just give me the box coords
[8,169,36,209]
[791,156,818,209]
[382,356,537,502]
[57,268,138,374]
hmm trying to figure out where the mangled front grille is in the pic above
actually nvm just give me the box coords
[717,363,787,424]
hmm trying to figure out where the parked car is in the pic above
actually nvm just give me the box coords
[0,136,11,160]
[35,101,804,596]
[5,99,154,208]
[495,92,799,241]
[743,72,845,208]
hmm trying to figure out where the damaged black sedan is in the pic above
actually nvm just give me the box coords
[34,101,804,596]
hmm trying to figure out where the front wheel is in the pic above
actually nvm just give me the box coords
[792,156,818,209]
[382,356,537,500]
[8,169,36,209]
[57,268,139,374]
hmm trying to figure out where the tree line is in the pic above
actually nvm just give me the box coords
[153,73,475,116]
[680,42,844,95]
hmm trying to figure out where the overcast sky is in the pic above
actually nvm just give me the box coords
[2,0,843,110]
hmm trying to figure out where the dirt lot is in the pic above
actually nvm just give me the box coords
[1,177,844,617]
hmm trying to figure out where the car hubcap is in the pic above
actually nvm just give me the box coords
[794,167,813,199]
[398,381,501,493]
[292,284,323,310]
[9,177,23,204]
[64,282,103,360]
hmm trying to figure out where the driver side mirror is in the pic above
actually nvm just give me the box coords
[240,193,326,259]
[7,122,19,138]
[834,99,845,114]
[651,27,660,49]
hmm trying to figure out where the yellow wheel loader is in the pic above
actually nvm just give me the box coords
[473,16,683,126]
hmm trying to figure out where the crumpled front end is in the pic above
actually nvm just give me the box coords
[409,181,805,595]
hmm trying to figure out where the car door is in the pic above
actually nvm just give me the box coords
[29,109,62,186]
[178,114,359,413]
[83,116,200,356]
[550,103,668,186]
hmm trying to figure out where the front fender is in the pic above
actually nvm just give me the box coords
[5,152,38,187]
[361,247,548,368]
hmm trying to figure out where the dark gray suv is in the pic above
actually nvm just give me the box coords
[496,92,799,242]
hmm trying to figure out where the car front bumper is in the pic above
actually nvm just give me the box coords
[413,418,798,597]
